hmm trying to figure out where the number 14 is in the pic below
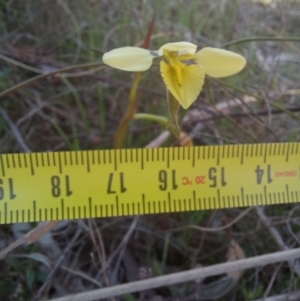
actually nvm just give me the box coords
[255,165,272,184]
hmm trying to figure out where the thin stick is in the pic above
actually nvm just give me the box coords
[46,248,300,301]
[252,290,300,301]
[0,221,60,259]
[0,62,104,99]
[0,107,31,153]
[221,37,300,48]
[88,219,110,286]
[33,227,82,301]
[0,53,43,73]
[168,207,253,233]
[255,207,300,275]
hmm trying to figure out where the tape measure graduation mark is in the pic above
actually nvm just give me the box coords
[0,143,299,224]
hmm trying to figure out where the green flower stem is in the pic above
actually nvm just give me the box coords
[133,113,168,126]
[112,15,155,149]
[222,37,300,48]
[134,112,179,138]
[113,72,142,149]
[0,62,104,100]
[167,91,181,138]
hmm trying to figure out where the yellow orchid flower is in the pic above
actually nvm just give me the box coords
[102,42,246,109]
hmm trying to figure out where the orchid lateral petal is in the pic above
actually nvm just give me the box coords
[158,42,197,56]
[102,47,155,72]
[195,47,246,78]
[160,60,204,109]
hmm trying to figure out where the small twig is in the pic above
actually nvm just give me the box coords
[57,0,81,63]
[145,131,170,148]
[0,106,31,153]
[0,61,104,99]
[88,219,110,286]
[46,248,300,301]
[286,205,300,246]
[221,36,300,48]
[252,290,300,301]
[201,98,258,142]
[256,207,288,250]
[0,53,43,73]
[60,266,102,288]
[255,207,300,276]
[184,106,300,127]
[0,221,60,259]
[105,217,139,280]
[262,262,283,300]
[34,226,82,300]
[110,217,139,283]
[167,207,253,233]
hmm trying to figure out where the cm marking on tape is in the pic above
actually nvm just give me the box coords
[0,143,299,224]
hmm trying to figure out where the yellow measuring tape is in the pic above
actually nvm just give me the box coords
[0,143,299,224]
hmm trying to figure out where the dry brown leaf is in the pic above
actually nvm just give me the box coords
[179,131,194,146]
[226,239,246,282]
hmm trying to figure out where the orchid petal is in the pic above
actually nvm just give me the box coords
[158,42,197,56]
[195,47,246,78]
[160,59,204,109]
[102,47,155,71]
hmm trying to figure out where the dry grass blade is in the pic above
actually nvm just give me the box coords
[0,221,60,259]
[256,206,300,275]
[0,62,103,99]
[0,107,31,153]
[168,207,253,233]
[252,290,300,301]
[46,248,300,301]
[145,131,170,148]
